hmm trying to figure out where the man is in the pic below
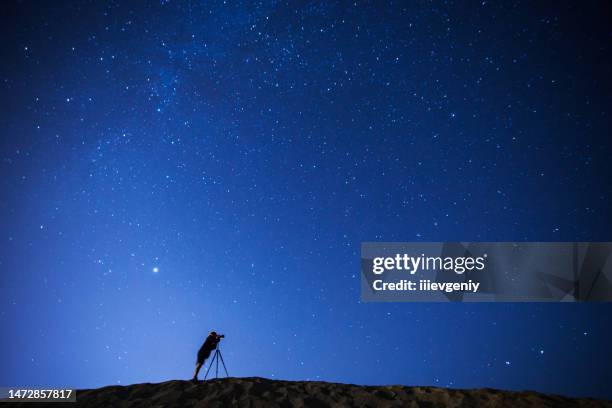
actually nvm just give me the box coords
[193,331,224,381]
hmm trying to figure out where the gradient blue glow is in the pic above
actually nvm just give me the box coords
[1,0,611,400]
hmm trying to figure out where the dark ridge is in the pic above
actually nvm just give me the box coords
[3,377,611,407]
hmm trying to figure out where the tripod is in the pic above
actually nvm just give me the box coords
[203,346,229,380]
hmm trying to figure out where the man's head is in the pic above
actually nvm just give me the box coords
[210,331,217,336]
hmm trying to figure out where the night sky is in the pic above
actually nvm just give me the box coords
[1,0,612,400]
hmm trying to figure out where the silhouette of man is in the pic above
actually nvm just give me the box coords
[193,331,224,381]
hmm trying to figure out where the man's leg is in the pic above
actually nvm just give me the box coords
[193,362,203,380]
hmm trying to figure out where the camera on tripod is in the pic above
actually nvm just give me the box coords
[205,334,228,380]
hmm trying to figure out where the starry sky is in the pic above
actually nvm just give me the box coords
[1,0,612,400]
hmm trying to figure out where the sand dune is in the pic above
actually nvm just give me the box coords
[5,377,611,407]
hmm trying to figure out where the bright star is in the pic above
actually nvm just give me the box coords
[152,267,159,273]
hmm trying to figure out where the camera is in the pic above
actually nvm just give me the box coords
[219,334,225,339]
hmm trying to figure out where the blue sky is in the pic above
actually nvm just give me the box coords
[1,0,611,399]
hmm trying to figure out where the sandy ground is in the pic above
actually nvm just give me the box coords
[3,377,611,407]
